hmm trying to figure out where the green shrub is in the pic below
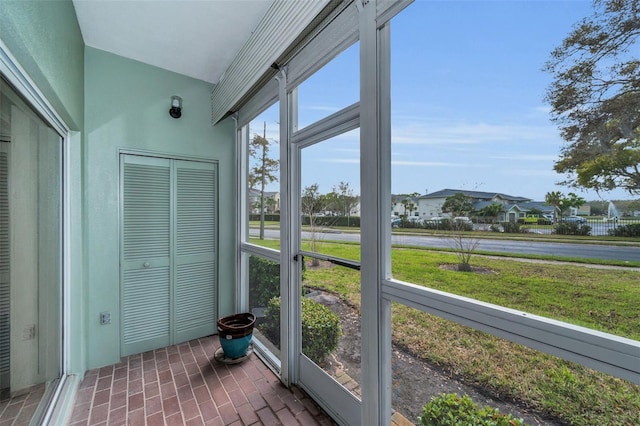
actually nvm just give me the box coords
[248,257,306,309]
[249,214,281,222]
[424,219,451,230]
[489,224,502,233]
[608,223,640,237]
[399,219,424,229]
[500,222,523,233]
[262,296,341,364]
[418,393,526,426]
[301,215,361,227]
[423,219,473,232]
[248,256,280,309]
[554,222,591,236]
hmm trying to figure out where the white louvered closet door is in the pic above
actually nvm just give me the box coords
[121,155,217,356]
[174,160,217,343]
[0,143,9,388]
[121,156,172,356]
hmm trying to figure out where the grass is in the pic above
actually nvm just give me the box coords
[294,241,640,426]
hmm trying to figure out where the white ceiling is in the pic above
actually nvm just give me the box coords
[72,0,275,84]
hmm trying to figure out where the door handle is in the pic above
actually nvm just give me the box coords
[143,262,151,268]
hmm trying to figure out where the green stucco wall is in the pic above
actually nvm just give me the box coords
[0,0,85,375]
[1,0,236,373]
[84,47,236,369]
[0,0,84,129]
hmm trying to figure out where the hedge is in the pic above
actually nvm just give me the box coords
[608,223,640,237]
[419,393,526,426]
[249,214,281,222]
[248,256,280,309]
[554,222,592,236]
[262,296,341,364]
[250,214,361,228]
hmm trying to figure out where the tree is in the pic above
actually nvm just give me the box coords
[441,193,478,272]
[478,203,504,224]
[627,198,640,214]
[588,200,608,216]
[564,192,587,215]
[544,191,563,222]
[441,193,474,216]
[337,182,359,217]
[545,191,587,219]
[253,196,276,215]
[249,122,279,239]
[398,192,420,218]
[301,184,326,266]
[544,0,640,195]
[330,182,359,225]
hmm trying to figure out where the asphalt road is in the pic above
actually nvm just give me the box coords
[250,228,640,262]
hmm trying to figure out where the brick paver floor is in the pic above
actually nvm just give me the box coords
[69,336,335,425]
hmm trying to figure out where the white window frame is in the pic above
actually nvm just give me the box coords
[0,40,73,425]
[236,100,285,377]
[374,0,640,388]
[237,1,640,425]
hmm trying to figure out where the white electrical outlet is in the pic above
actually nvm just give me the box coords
[22,324,36,340]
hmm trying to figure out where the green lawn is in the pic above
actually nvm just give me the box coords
[295,241,640,426]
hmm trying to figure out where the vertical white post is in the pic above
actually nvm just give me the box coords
[359,0,393,424]
[277,68,301,387]
[235,115,248,312]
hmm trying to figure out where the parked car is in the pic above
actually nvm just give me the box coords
[408,216,424,225]
[391,217,401,228]
[423,216,446,228]
[537,217,553,225]
[426,216,445,223]
[453,216,472,224]
[518,215,552,225]
[560,215,586,224]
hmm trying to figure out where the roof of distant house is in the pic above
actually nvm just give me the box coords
[507,201,554,211]
[391,194,420,203]
[420,188,531,202]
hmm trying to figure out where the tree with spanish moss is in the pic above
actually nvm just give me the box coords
[545,0,640,195]
[249,122,279,239]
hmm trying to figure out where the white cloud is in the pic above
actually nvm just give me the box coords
[532,105,552,115]
[392,160,477,167]
[319,158,360,164]
[390,119,560,146]
[504,168,559,177]
[303,105,342,112]
[489,154,557,161]
[331,148,360,154]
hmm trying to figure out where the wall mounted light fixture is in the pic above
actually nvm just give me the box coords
[169,95,182,119]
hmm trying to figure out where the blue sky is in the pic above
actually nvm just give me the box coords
[250,0,635,202]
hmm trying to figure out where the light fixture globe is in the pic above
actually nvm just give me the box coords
[169,95,182,119]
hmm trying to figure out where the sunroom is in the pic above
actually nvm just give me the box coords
[1,0,639,425]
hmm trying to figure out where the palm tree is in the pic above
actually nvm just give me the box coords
[544,191,563,222]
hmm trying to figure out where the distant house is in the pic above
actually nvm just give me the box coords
[418,189,531,219]
[249,189,280,214]
[503,202,555,223]
[391,194,420,217]
[417,188,559,222]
